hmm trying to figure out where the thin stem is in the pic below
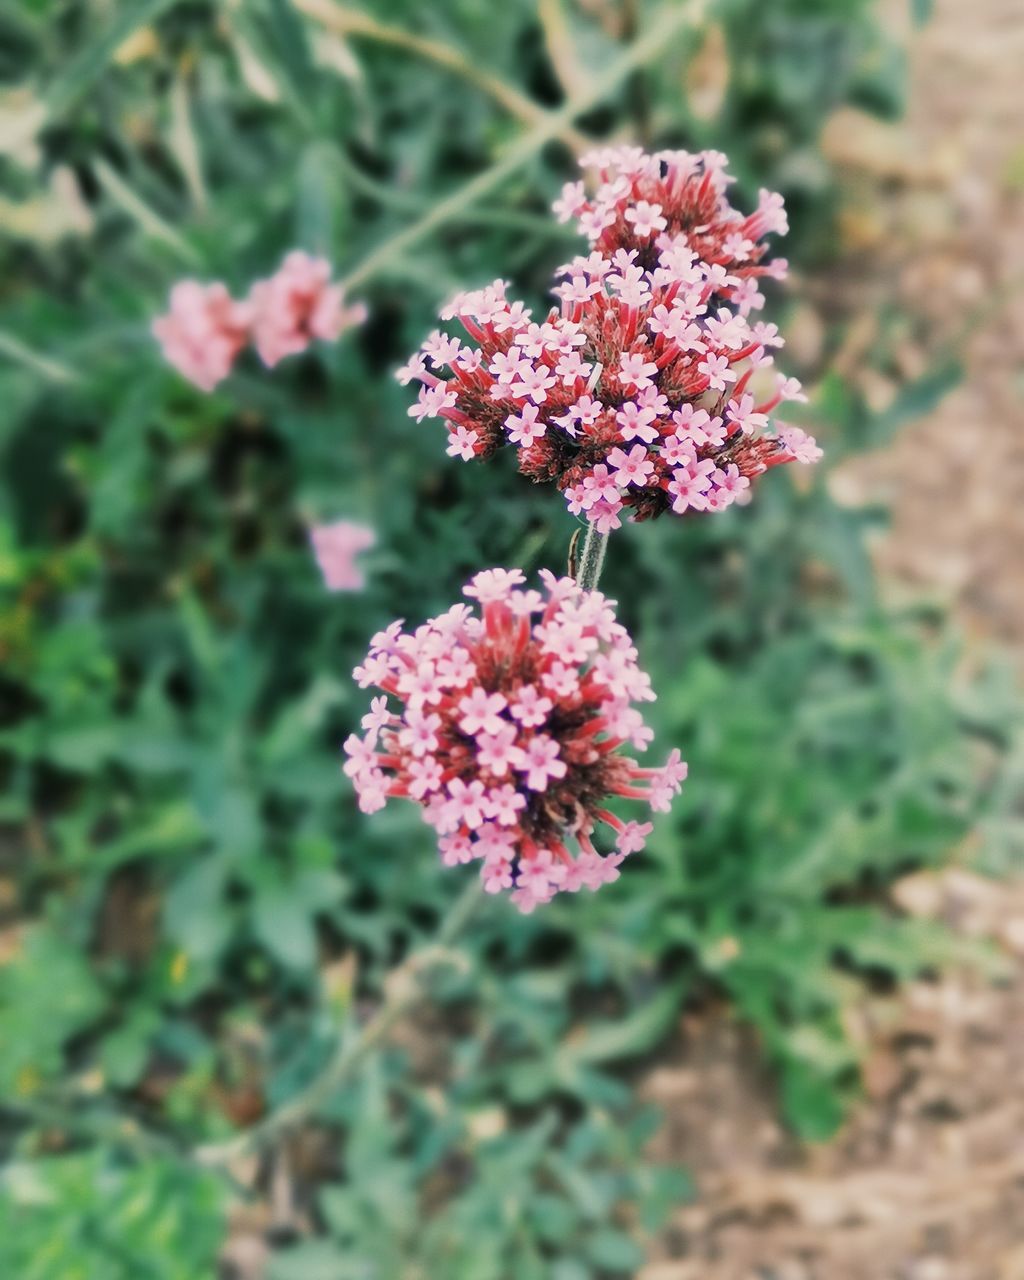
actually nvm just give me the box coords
[575,523,609,591]
[293,0,592,155]
[194,877,485,1167]
[0,330,80,384]
[340,2,704,293]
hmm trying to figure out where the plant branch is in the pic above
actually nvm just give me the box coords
[293,0,591,154]
[340,2,704,293]
[194,877,486,1167]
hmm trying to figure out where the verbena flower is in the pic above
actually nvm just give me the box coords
[151,281,250,392]
[153,252,365,389]
[398,146,822,530]
[309,520,376,592]
[344,569,686,913]
[248,251,367,369]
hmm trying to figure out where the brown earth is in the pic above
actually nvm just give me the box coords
[642,870,1024,1280]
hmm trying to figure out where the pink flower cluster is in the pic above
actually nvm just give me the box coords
[310,520,376,592]
[344,569,686,913]
[152,251,366,391]
[398,146,822,530]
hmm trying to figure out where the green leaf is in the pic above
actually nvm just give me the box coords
[0,926,106,1093]
[584,1228,643,1272]
[43,0,182,123]
[557,981,685,1070]
[252,887,319,972]
[780,1056,848,1141]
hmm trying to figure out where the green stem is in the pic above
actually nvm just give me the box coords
[194,877,485,1166]
[575,523,609,591]
[340,2,704,293]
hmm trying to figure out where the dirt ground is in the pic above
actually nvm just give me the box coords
[642,3,1024,1276]
[826,0,1024,644]
[642,871,1024,1280]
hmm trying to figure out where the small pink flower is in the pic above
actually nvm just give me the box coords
[309,520,376,592]
[509,685,553,729]
[408,756,443,799]
[607,444,655,488]
[447,424,480,460]
[458,688,509,737]
[511,734,566,791]
[152,281,249,391]
[623,199,667,239]
[477,723,519,777]
[776,423,823,464]
[248,251,365,367]
[443,777,489,830]
[505,403,546,447]
[615,401,659,444]
[617,351,659,391]
[616,820,653,856]
[667,462,713,514]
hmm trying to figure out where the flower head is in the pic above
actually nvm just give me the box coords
[248,251,366,368]
[310,520,376,592]
[398,148,821,526]
[154,252,366,387]
[344,570,685,912]
[151,281,249,392]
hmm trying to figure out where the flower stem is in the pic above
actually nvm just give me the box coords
[575,523,609,591]
[194,877,486,1166]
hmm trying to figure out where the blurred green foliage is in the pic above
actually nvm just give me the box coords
[0,1,1019,1276]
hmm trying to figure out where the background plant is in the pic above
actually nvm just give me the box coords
[0,2,1016,1277]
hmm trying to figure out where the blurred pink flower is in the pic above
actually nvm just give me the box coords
[154,252,366,386]
[151,281,249,392]
[248,251,366,368]
[309,520,376,592]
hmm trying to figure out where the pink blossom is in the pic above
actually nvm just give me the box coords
[776,423,823,464]
[443,777,489,830]
[477,723,519,777]
[581,463,621,508]
[616,820,653,856]
[446,424,480,460]
[407,756,443,799]
[465,568,526,602]
[485,784,528,827]
[617,351,659,391]
[248,251,365,367]
[309,520,376,592]
[345,572,685,911]
[458,688,509,737]
[509,684,553,728]
[623,199,667,239]
[152,281,249,391]
[607,444,655,488]
[398,146,808,524]
[615,401,659,444]
[505,403,546,446]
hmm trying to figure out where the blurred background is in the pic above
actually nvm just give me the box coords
[1,2,1022,1278]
